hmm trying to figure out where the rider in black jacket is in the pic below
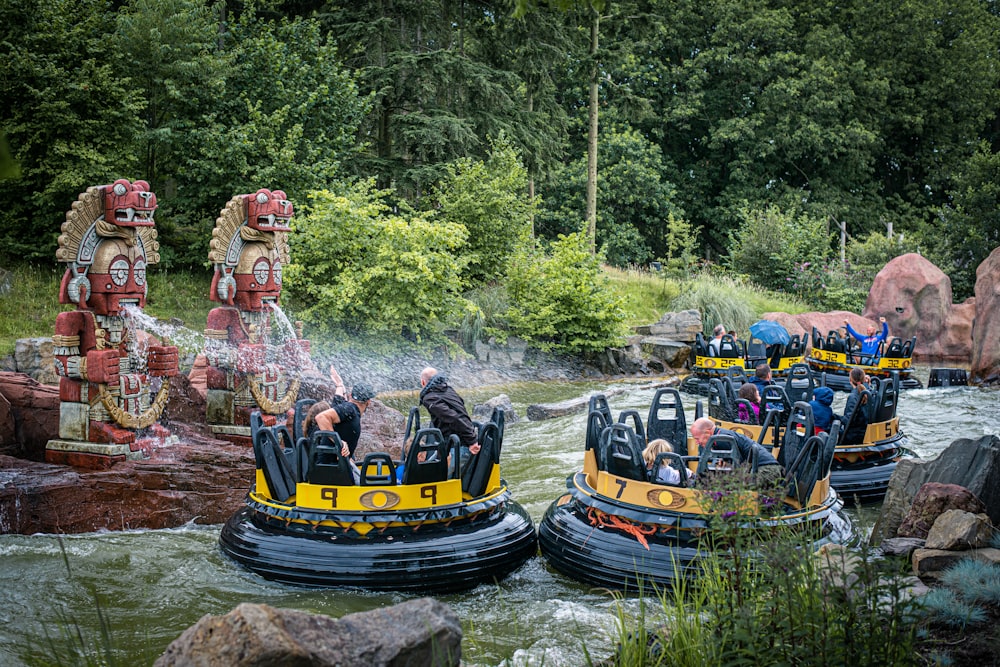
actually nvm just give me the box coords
[419,368,481,472]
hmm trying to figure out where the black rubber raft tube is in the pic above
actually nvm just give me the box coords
[220,497,537,593]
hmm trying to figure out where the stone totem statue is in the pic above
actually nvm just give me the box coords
[202,189,309,443]
[47,179,179,469]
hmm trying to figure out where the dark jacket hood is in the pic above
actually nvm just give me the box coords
[813,386,834,406]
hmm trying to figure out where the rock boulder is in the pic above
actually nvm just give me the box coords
[863,253,972,362]
[155,598,462,667]
[870,436,1000,545]
[971,246,1000,385]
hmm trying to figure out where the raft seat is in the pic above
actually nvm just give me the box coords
[360,452,396,486]
[616,409,647,447]
[646,388,688,452]
[651,451,691,488]
[307,431,355,486]
[463,422,499,496]
[254,425,296,502]
[695,433,746,477]
[401,428,452,485]
[600,423,646,481]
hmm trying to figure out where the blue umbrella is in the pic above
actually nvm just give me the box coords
[749,319,790,345]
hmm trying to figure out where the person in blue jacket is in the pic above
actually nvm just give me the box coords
[808,386,835,433]
[844,316,889,362]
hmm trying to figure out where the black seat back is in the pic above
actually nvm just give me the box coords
[708,378,736,422]
[811,327,824,351]
[307,430,355,486]
[719,334,741,358]
[617,409,646,447]
[784,433,827,505]
[694,332,709,357]
[869,372,899,423]
[463,422,499,496]
[254,425,296,501]
[901,336,915,358]
[360,452,396,486]
[292,398,316,442]
[786,334,804,356]
[589,394,613,428]
[841,389,873,445]
[778,401,815,470]
[825,330,845,354]
[784,363,815,403]
[651,451,691,487]
[490,406,506,461]
[695,432,746,476]
[401,428,451,485]
[586,409,610,453]
[600,423,647,481]
[760,384,792,424]
[884,337,903,358]
[646,388,688,451]
[403,406,422,451]
[724,366,749,387]
[249,411,266,463]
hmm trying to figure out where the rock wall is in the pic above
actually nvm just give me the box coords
[971,247,1000,384]
[863,253,974,362]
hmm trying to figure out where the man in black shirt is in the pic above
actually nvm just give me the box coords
[314,382,376,459]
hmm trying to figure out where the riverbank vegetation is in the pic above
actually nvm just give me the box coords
[4,0,999,356]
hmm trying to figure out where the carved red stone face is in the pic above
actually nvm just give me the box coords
[245,188,292,232]
[233,244,282,312]
[87,240,148,314]
[103,179,157,227]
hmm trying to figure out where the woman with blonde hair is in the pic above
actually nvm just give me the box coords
[642,438,681,485]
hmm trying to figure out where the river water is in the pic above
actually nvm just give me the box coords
[1,368,997,666]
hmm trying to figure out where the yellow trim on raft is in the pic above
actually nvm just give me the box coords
[808,347,912,371]
[582,435,834,513]
[691,354,804,372]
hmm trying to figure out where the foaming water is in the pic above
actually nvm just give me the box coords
[0,376,996,665]
[123,304,206,355]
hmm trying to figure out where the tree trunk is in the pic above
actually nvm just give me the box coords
[586,9,599,253]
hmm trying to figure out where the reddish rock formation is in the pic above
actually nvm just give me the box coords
[0,371,59,460]
[897,482,987,539]
[971,247,1000,385]
[0,370,407,534]
[863,253,973,362]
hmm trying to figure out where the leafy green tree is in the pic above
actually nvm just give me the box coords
[505,231,626,353]
[536,126,685,267]
[434,134,536,285]
[283,181,470,339]
[0,0,145,262]
[936,142,1000,300]
[322,0,559,202]
[727,205,831,293]
[163,12,366,266]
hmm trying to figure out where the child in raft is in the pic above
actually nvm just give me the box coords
[642,438,682,485]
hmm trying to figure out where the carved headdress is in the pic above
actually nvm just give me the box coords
[208,189,292,306]
[56,179,160,307]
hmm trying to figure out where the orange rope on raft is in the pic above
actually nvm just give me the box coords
[586,507,656,550]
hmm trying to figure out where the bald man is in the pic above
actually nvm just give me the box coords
[419,367,480,474]
[690,417,783,489]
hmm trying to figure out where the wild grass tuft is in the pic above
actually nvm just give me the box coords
[938,560,1000,606]
[458,284,510,349]
[601,475,919,666]
[667,272,809,336]
[918,588,988,630]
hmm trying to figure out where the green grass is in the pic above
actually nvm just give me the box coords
[605,264,813,332]
[0,261,817,359]
[0,263,213,358]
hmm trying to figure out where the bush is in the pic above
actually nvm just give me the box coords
[283,181,470,341]
[505,233,626,353]
[727,205,832,292]
[433,134,535,285]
